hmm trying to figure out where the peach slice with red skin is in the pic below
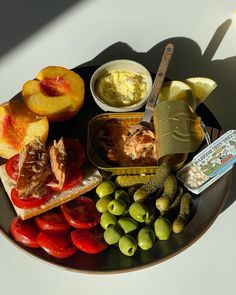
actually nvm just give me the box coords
[22,66,85,122]
[0,96,49,159]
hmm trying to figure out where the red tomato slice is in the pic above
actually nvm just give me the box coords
[11,188,52,209]
[10,217,40,248]
[63,167,84,190]
[64,138,85,168]
[34,210,71,233]
[37,232,77,259]
[71,227,108,254]
[61,197,100,229]
[5,154,19,180]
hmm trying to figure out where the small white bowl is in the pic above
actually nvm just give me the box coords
[90,59,153,112]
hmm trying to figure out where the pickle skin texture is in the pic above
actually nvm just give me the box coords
[163,175,177,198]
[115,174,155,188]
[161,187,183,218]
[133,164,170,202]
[172,193,192,234]
[156,175,177,212]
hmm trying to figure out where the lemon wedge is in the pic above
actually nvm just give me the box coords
[158,80,195,108]
[185,77,217,104]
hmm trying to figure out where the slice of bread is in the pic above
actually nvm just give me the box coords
[0,163,102,220]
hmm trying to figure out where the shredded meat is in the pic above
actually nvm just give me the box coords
[123,125,157,161]
[16,138,51,198]
[49,138,67,190]
[94,118,157,166]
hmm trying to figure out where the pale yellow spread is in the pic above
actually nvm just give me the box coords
[95,71,148,107]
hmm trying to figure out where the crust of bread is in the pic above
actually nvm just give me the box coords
[0,163,102,220]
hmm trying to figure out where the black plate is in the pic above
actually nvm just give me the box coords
[0,66,231,273]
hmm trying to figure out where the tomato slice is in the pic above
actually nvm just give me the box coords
[5,154,19,180]
[37,232,77,259]
[64,138,85,168]
[10,217,40,248]
[63,167,84,190]
[61,197,100,229]
[71,227,108,254]
[11,188,52,209]
[34,210,71,233]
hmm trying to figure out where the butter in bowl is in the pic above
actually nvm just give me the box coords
[90,59,153,112]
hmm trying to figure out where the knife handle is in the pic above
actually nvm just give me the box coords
[145,43,174,112]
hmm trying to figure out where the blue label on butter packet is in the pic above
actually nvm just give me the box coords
[193,130,236,178]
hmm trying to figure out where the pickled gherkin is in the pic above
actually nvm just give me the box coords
[161,187,183,219]
[145,197,159,226]
[155,175,177,212]
[133,163,170,202]
[172,193,192,233]
[115,174,156,188]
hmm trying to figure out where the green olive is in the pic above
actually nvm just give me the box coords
[96,196,113,213]
[129,202,149,223]
[114,189,131,205]
[108,199,127,216]
[96,180,116,198]
[118,235,138,256]
[137,227,156,250]
[154,216,172,240]
[103,225,123,245]
[100,212,117,230]
[118,217,139,234]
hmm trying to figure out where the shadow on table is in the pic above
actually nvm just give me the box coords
[79,18,236,212]
[0,0,83,58]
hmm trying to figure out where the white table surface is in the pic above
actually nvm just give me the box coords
[0,1,236,294]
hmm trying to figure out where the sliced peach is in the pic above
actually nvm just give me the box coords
[22,66,85,122]
[0,96,49,159]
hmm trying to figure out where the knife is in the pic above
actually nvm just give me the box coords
[140,43,174,128]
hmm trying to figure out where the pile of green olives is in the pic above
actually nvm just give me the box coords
[95,179,174,256]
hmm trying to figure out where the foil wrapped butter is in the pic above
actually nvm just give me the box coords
[177,129,236,194]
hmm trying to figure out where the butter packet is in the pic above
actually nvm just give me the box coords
[177,129,236,194]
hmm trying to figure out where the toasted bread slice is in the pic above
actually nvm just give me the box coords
[0,163,102,220]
